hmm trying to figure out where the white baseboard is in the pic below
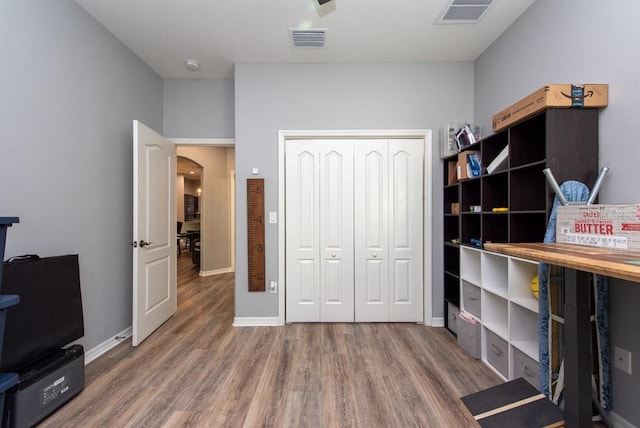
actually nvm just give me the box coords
[84,326,131,365]
[199,267,234,277]
[232,316,280,327]
[430,317,445,327]
[608,410,637,428]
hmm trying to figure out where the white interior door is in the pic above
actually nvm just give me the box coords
[354,140,390,321]
[285,140,354,322]
[132,120,177,346]
[387,139,423,322]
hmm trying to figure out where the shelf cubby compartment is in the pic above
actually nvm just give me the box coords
[444,270,460,306]
[509,302,539,360]
[482,213,508,244]
[443,215,459,243]
[443,185,458,213]
[481,290,508,340]
[444,245,460,276]
[460,178,481,213]
[481,251,508,298]
[508,112,546,167]
[509,163,547,212]
[461,215,481,245]
[481,131,509,172]
[508,257,539,313]
[481,172,508,210]
[444,155,459,186]
[509,212,548,243]
[460,246,481,285]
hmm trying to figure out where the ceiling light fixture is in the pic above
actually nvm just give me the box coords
[184,59,200,71]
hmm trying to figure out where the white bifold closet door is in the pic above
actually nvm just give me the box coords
[354,139,423,322]
[285,140,355,322]
[285,138,423,323]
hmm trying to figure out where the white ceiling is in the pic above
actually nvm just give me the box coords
[74,0,535,79]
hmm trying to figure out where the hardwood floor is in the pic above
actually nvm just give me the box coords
[39,253,503,427]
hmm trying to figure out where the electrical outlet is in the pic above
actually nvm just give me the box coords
[614,345,632,375]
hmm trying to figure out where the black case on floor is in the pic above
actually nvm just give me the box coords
[3,345,84,428]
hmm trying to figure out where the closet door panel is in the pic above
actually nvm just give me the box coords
[320,143,354,321]
[388,139,424,322]
[354,140,389,322]
[285,142,321,322]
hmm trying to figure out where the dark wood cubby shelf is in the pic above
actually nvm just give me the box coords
[442,108,599,334]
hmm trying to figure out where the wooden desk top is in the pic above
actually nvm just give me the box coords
[484,242,640,283]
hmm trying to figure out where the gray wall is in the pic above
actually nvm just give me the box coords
[234,62,475,318]
[0,1,162,351]
[475,0,640,423]
[163,79,235,138]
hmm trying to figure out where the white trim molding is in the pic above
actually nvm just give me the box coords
[169,138,235,146]
[607,411,635,428]
[430,317,445,328]
[233,317,280,327]
[84,326,132,365]
[278,129,433,327]
[199,267,234,277]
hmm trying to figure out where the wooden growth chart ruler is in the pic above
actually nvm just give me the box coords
[247,178,265,292]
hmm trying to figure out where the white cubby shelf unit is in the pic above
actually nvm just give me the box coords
[459,246,541,385]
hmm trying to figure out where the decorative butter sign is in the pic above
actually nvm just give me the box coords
[556,204,640,250]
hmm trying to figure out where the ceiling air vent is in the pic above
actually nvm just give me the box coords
[436,0,494,24]
[290,29,327,48]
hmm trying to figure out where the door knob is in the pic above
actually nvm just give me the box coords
[373,253,377,258]
[331,253,336,257]
[139,240,152,248]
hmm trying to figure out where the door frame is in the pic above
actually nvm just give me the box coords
[277,129,433,326]
[170,138,235,275]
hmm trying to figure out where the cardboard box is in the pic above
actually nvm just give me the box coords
[556,204,640,250]
[492,84,608,132]
[457,150,481,180]
[447,162,458,185]
[451,203,460,215]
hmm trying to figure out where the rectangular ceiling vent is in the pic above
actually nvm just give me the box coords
[290,29,327,48]
[436,0,494,24]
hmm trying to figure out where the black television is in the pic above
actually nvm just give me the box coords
[0,254,84,373]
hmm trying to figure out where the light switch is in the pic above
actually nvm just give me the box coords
[251,168,259,175]
[614,345,632,375]
[269,211,277,224]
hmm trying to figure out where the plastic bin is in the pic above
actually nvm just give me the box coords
[0,373,18,420]
[0,295,20,357]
